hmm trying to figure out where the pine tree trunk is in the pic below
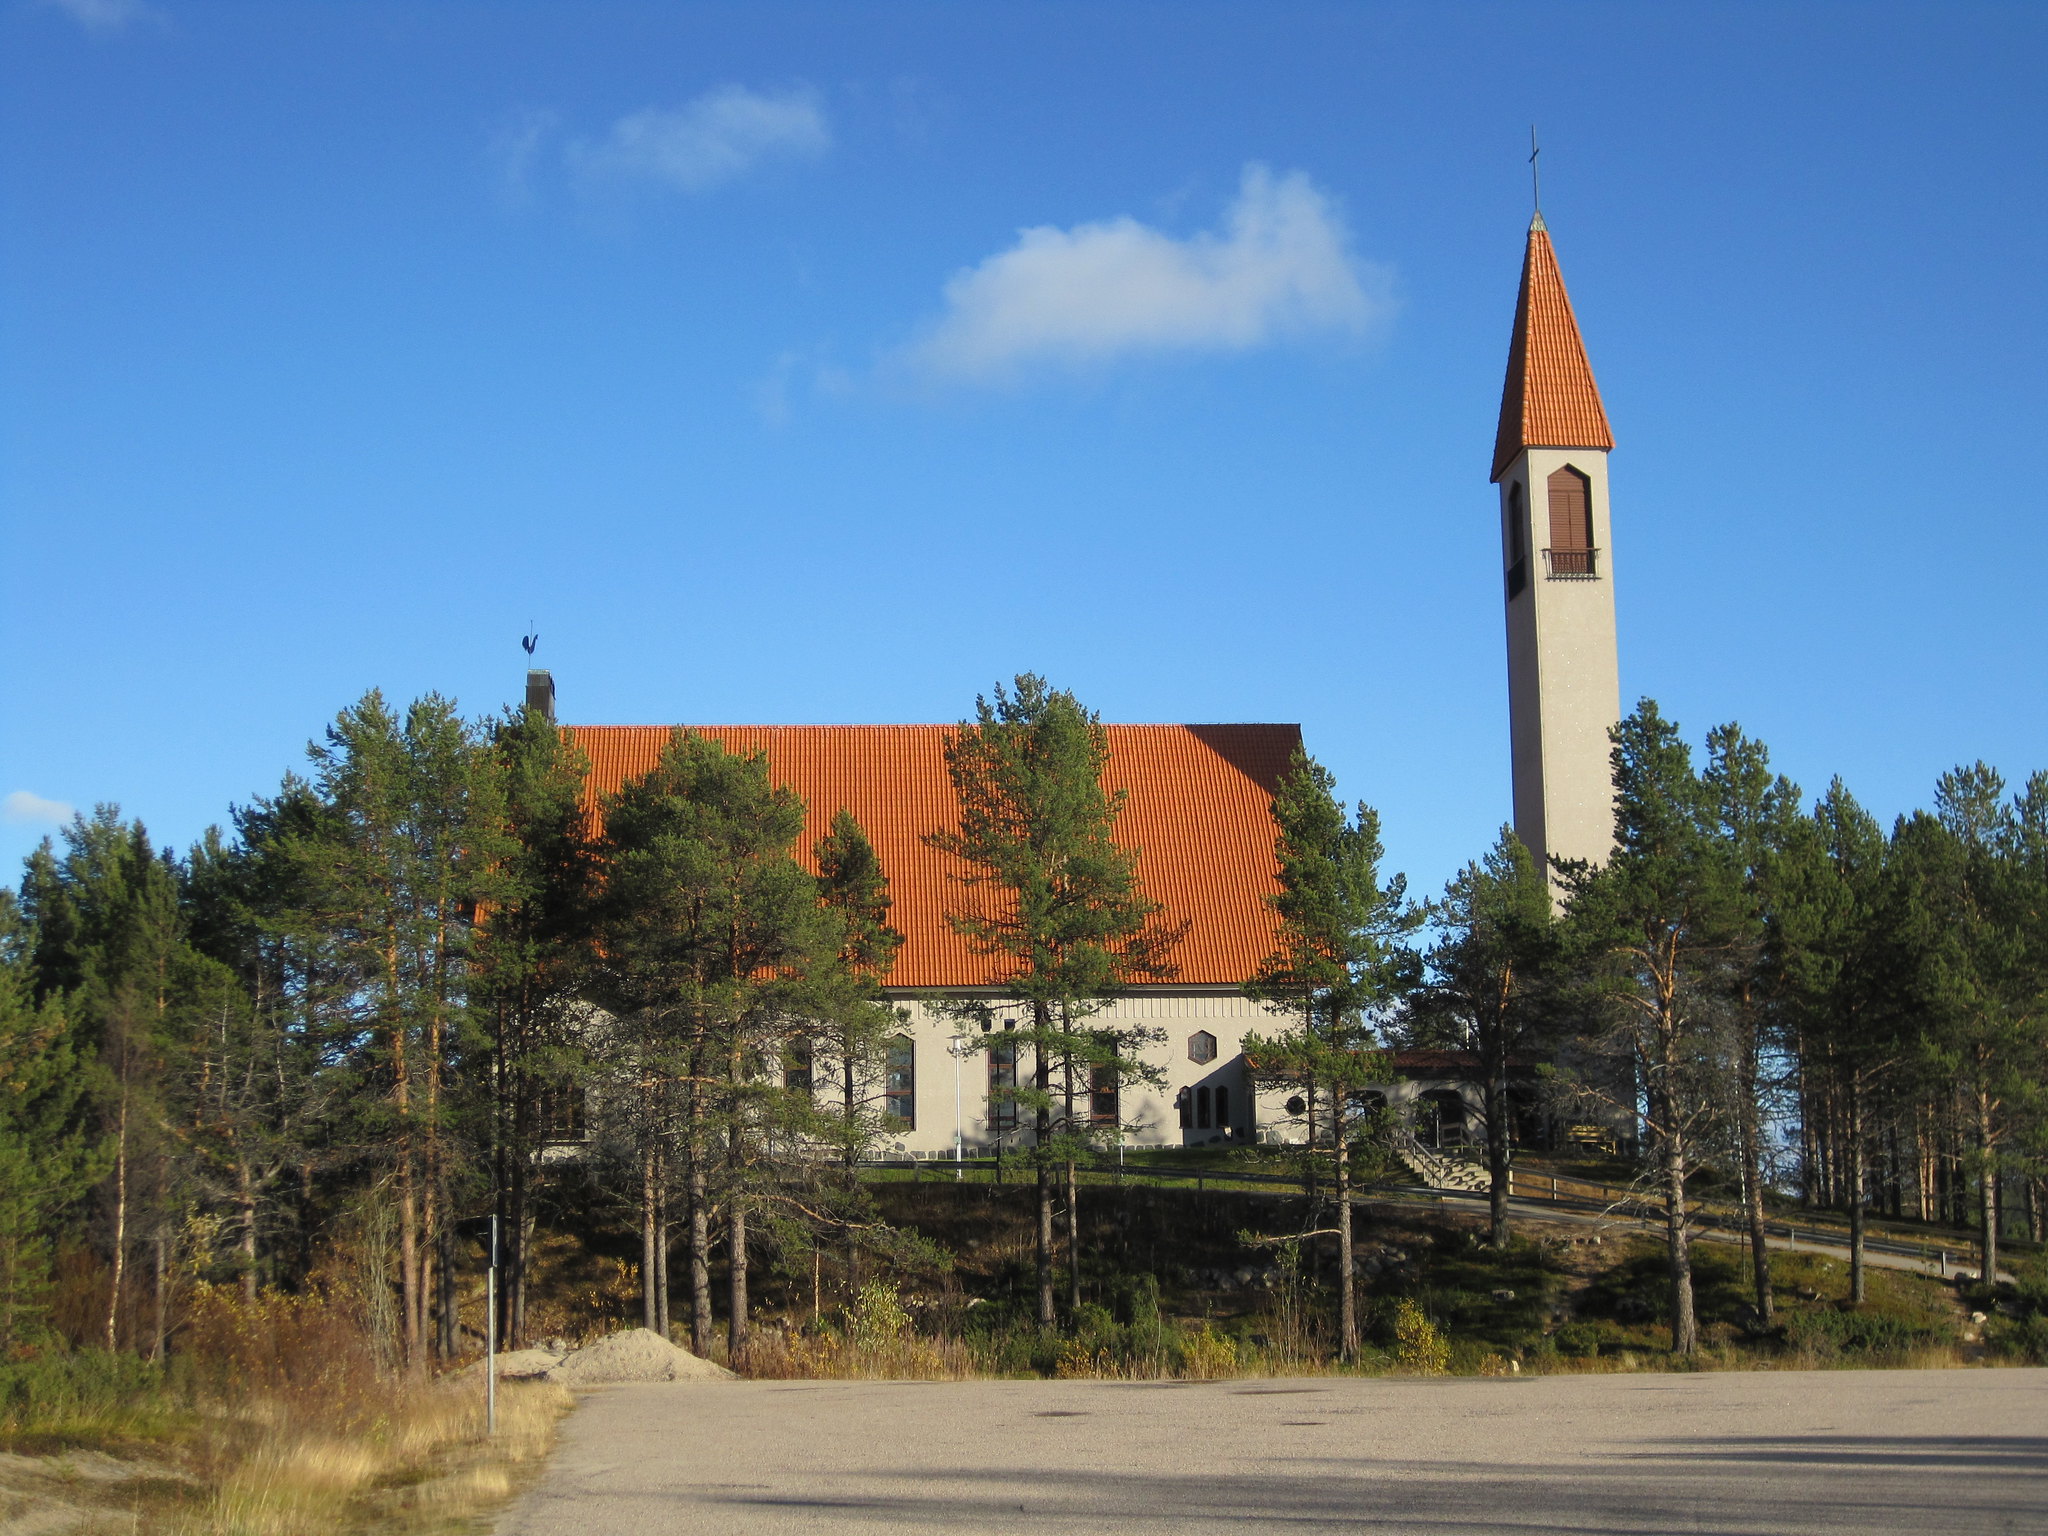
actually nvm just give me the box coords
[1335,1079,1357,1361]
[1484,1038,1511,1249]
[1741,1114,1773,1325]
[1064,1158,1081,1316]
[237,1161,259,1304]
[105,1088,129,1353]
[1976,1080,1998,1286]
[1033,1020,1056,1332]
[655,1150,670,1340]
[641,1139,659,1331]
[1847,1080,1868,1305]
[1063,1054,1080,1317]
[1664,1122,1697,1354]
[1304,1083,1319,1203]
[727,1042,749,1362]
[687,1082,712,1357]
[507,1150,528,1348]
[727,1204,748,1363]
[436,1215,456,1359]
[150,1227,167,1363]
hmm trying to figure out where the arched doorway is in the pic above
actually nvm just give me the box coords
[1417,1089,1466,1150]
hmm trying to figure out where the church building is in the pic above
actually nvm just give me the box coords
[545,212,1622,1159]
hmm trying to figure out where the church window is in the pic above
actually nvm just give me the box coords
[1214,1085,1230,1130]
[988,1038,1018,1133]
[1176,1087,1193,1129]
[1090,1064,1119,1128]
[885,1035,916,1127]
[1196,1086,1213,1130]
[1187,1030,1217,1065]
[537,1082,587,1144]
[1504,482,1529,598]
[783,1036,813,1095]
[1545,466,1596,577]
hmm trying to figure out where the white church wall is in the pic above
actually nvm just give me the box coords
[870,988,1284,1158]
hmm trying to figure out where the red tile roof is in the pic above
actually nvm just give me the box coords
[569,722,1300,990]
[1491,215,1614,482]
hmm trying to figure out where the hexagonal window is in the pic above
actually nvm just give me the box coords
[1187,1030,1217,1065]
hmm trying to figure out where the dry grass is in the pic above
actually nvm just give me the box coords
[1,1284,573,1535]
[187,1375,569,1536]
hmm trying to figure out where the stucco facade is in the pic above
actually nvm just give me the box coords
[868,988,1272,1157]
[1498,443,1622,879]
[862,990,1492,1159]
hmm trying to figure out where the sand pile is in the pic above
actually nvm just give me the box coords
[546,1328,733,1384]
[487,1347,565,1380]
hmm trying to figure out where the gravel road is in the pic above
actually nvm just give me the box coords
[496,1368,2048,1535]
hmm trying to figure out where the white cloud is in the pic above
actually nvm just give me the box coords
[2,791,73,828]
[489,108,560,207]
[901,165,1382,382]
[39,0,157,35]
[569,85,830,193]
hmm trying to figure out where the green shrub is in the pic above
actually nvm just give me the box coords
[845,1281,912,1353]
[1988,1313,2048,1364]
[0,1348,166,1438]
[1392,1299,1448,1375]
[1782,1307,1952,1357]
[1551,1322,1606,1358]
[1179,1322,1240,1379]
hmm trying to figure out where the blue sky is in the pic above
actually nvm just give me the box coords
[4,1,2044,899]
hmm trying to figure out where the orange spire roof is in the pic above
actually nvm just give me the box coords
[1490,214,1614,482]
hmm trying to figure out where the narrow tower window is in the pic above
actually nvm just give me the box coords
[1504,482,1528,598]
[1545,466,1595,576]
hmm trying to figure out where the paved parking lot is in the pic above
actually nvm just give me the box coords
[498,1368,2048,1535]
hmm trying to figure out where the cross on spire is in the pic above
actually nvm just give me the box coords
[1528,125,1542,219]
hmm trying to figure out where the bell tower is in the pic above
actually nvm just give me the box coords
[1492,212,1621,885]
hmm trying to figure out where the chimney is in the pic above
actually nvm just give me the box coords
[525,669,556,722]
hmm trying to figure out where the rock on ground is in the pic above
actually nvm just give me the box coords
[546,1328,733,1385]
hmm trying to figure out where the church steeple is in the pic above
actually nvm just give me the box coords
[1491,214,1614,483]
[1492,214,1622,892]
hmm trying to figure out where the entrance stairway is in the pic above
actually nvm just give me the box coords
[1391,1130,1491,1194]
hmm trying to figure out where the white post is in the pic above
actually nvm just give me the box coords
[485,1214,498,1437]
[951,1038,966,1180]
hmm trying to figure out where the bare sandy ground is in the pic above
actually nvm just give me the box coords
[495,1367,2048,1535]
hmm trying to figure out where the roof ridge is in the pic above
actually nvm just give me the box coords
[567,720,1303,731]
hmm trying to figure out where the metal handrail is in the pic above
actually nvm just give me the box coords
[1542,547,1599,578]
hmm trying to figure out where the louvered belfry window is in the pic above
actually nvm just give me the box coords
[1546,466,1595,577]
[1504,482,1529,598]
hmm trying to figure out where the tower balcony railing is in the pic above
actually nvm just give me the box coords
[1542,547,1600,579]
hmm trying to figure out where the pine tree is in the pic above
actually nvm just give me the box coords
[1883,765,2046,1285]
[926,676,1182,1331]
[0,892,102,1351]
[1771,778,1896,1303]
[475,703,596,1347]
[595,729,838,1359]
[1413,827,1558,1248]
[1242,750,1419,1359]
[1699,723,1803,1323]
[812,809,905,1174]
[20,810,191,1352]
[292,691,512,1368]
[1563,700,1744,1356]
